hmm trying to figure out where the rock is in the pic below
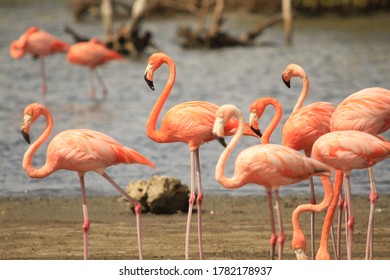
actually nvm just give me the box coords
[125,176,190,214]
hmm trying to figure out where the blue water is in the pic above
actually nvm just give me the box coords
[1,0,390,197]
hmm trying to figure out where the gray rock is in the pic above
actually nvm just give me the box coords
[126,175,190,214]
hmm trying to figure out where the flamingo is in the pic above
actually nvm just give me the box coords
[143,52,259,260]
[329,86,390,259]
[10,26,70,97]
[281,63,336,259]
[311,130,390,260]
[67,38,124,98]
[20,103,155,260]
[213,104,334,260]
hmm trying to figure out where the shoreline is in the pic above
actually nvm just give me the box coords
[0,194,389,260]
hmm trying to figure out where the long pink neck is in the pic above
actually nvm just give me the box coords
[261,99,283,145]
[146,57,176,142]
[292,72,309,113]
[22,109,55,178]
[215,109,245,189]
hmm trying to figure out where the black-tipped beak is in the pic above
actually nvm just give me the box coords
[215,135,227,148]
[282,76,291,88]
[250,126,262,138]
[144,75,154,90]
[21,130,31,144]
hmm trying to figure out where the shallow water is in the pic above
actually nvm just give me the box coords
[1,0,390,197]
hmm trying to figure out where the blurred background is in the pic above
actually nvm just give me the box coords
[1,0,389,198]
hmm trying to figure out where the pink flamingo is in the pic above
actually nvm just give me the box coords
[329,86,390,259]
[10,26,70,96]
[213,104,334,260]
[143,53,259,260]
[281,63,336,259]
[311,130,390,260]
[67,38,124,98]
[20,103,155,260]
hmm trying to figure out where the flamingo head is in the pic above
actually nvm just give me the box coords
[20,103,46,144]
[282,63,306,88]
[144,53,174,91]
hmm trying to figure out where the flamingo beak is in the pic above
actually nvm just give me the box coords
[21,114,32,144]
[144,64,155,90]
[282,75,291,88]
[214,135,227,148]
[249,111,262,137]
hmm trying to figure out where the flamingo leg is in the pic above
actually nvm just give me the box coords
[194,149,204,260]
[266,190,277,260]
[95,68,108,98]
[344,173,354,260]
[39,57,47,95]
[88,68,96,98]
[365,167,378,260]
[308,177,316,260]
[102,172,143,260]
[79,174,90,260]
[336,190,344,259]
[274,189,285,260]
[185,150,196,260]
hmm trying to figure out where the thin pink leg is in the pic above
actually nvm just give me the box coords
[336,189,344,259]
[88,68,96,98]
[308,177,316,260]
[185,150,196,260]
[102,172,143,260]
[95,69,108,98]
[344,173,354,260]
[274,189,285,260]
[39,57,47,95]
[195,149,204,260]
[79,174,90,260]
[365,167,377,260]
[266,190,277,260]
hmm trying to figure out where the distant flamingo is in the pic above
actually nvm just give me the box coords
[20,103,155,260]
[67,38,124,98]
[329,86,390,259]
[213,104,334,260]
[143,53,259,260]
[311,130,390,260]
[281,63,336,259]
[10,26,70,96]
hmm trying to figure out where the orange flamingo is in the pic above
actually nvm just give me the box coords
[311,130,390,260]
[329,86,390,259]
[67,38,124,98]
[20,103,155,260]
[143,52,259,260]
[10,26,70,96]
[213,104,334,260]
[281,63,336,259]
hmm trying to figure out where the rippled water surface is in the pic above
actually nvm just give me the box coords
[1,0,390,197]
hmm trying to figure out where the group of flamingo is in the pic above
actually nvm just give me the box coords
[12,26,390,261]
[10,26,123,99]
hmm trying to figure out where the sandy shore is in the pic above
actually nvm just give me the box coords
[0,194,389,260]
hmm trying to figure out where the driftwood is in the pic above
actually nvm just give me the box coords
[177,0,284,49]
[66,0,158,57]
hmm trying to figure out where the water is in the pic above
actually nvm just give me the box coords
[1,0,390,198]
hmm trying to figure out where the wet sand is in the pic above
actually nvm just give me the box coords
[0,194,389,260]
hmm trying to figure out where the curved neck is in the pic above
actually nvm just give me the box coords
[261,99,283,145]
[215,110,245,189]
[146,58,176,142]
[292,72,309,113]
[22,109,55,178]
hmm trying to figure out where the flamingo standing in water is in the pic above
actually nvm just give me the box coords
[281,63,336,259]
[20,103,155,260]
[143,53,259,260]
[67,38,124,98]
[329,86,390,259]
[311,130,390,260]
[213,104,334,259]
[10,26,70,97]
